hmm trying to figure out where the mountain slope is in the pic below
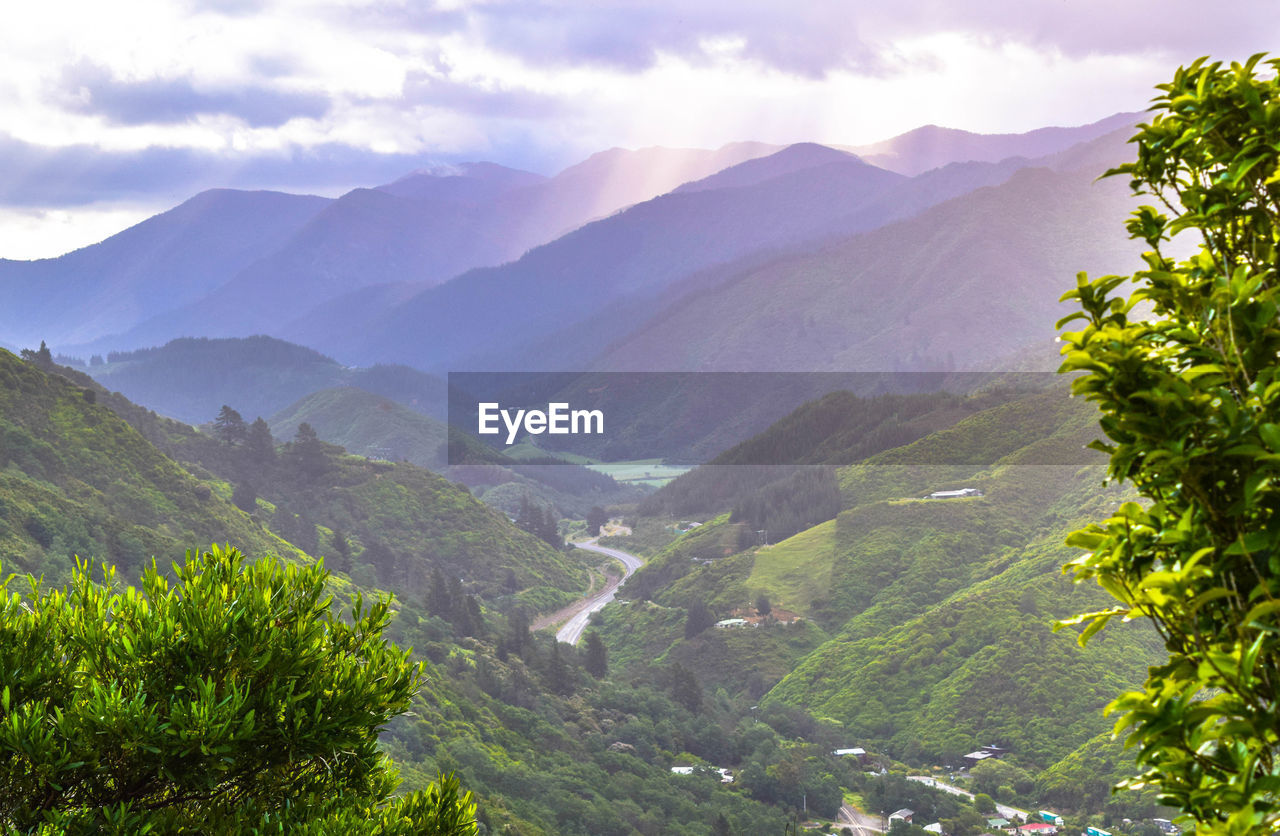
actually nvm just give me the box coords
[593,385,1160,791]
[310,148,935,369]
[0,349,298,579]
[50,142,783,355]
[589,156,1139,372]
[847,111,1138,175]
[0,189,329,347]
[268,386,450,469]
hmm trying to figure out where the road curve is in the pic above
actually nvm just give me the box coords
[556,539,645,645]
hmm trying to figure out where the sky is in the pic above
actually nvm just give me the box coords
[1,0,1277,259]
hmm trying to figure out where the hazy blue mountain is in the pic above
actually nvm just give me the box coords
[376,161,548,203]
[845,111,1139,175]
[303,146,920,369]
[87,336,446,425]
[0,189,330,348]
[672,143,859,193]
[587,134,1140,373]
[366,144,1064,374]
[60,143,783,355]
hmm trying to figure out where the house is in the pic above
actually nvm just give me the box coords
[927,488,984,500]
[1019,823,1058,835]
[833,747,866,757]
[889,810,915,824]
[1084,828,1112,836]
[670,765,733,783]
[715,618,749,629]
[924,825,943,834]
[1037,812,1064,827]
[987,819,1012,831]
[964,751,993,764]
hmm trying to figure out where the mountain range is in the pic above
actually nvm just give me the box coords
[1,112,1139,385]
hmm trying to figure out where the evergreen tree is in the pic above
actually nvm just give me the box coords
[288,422,328,479]
[463,595,485,639]
[583,631,608,679]
[0,546,477,833]
[755,594,772,617]
[426,567,452,620]
[545,642,575,696]
[586,505,608,536]
[685,599,716,638]
[213,405,247,446]
[712,812,733,836]
[1059,55,1280,834]
[670,662,702,713]
[540,506,561,547]
[246,417,276,463]
[329,526,352,574]
[505,609,531,657]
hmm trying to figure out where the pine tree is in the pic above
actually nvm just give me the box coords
[246,417,276,463]
[288,423,328,479]
[586,506,608,536]
[685,599,715,638]
[546,642,574,696]
[213,405,247,446]
[583,631,607,679]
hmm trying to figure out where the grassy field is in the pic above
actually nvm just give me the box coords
[744,519,838,616]
[585,459,692,487]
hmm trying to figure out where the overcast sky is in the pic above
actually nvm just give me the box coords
[2,0,1277,259]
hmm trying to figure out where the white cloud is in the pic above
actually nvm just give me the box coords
[0,0,1276,256]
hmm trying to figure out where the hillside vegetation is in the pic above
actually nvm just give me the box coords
[591,385,1165,820]
[0,348,294,580]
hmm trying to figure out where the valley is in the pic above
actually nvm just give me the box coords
[1,110,1184,834]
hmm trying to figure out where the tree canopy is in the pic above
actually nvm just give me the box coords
[0,545,477,834]
[1059,54,1280,836]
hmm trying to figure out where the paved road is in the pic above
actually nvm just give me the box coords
[838,803,885,836]
[907,775,1027,821]
[555,540,645,645]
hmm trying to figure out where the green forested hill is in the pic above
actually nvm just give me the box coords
[3,351,585,605]
[592,385,1165,818]
[85,335,447,425]
[0,348,296,580]
[268,386,450,468]
[0,350,867,834]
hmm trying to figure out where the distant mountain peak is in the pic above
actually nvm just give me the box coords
[846,111,1142,175]
[674,142,872,194]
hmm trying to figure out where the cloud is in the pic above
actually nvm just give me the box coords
[56,60,331,128]
[0,131,565,209]
[357,0,886,78]
[355,0,1280,79]
[400,71,571,119]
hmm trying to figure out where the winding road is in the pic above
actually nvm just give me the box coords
[907,775,1028,821]
[555,539,645,645]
